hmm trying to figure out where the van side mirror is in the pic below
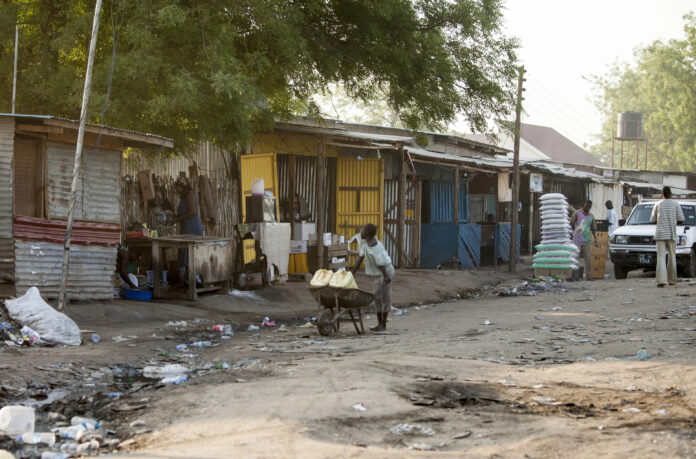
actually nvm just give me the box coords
[619,219,626,227]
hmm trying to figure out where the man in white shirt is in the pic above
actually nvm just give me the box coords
[650,186,685,287]
[605,200,619,237]
[351,223,395,331]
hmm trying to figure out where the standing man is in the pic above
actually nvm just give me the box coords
[351,223,394,332]
[570,200,599,280]
[651,186,684,287]
[605,200,619,238]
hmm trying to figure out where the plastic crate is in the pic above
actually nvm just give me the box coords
[124,289,153,301]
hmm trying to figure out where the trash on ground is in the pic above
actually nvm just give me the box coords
[453,431,472,439]
[0,405,35,436]
[248,325,260,331]
[4,287,81,346]
[167,321,188,327]
[143,364,189,378]
[352,402,367,411]
[189,341,213,348]
[175,344,187,352]
[213,324,234,335]
[161,375,188,384]
[71,416,100,430]
[623,407,641,413]
[262,317,276,327]
[90,333,100,343]
[299,322,315,328]
[531,396,561,406]
[390,423,435,436]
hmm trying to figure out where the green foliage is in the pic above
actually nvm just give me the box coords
[591,13,696,171]
[0,0,518,153]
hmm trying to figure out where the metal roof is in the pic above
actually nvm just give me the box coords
[0,113,174,147]
[273,122,414,144]
[620,180,696,196]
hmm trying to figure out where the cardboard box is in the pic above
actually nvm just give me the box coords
[293,222,316,241]
[137,169,155,201]
[290,240,308,254]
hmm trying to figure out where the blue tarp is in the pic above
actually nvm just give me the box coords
[420,223,481,268]
[495,223,521,262]
[458,224,481,268]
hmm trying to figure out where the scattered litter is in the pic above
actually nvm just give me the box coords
[623,407,641,413]
[352,402,367,411]
[143,364,189,378]
[20,325,42,345]
[453,431,472,439]
[248,325,260,331]
[262,317,276,327]
[71,416,100,430]
[635,348,650,360]
[189,341,213,348]
[531,396,560,406]
[552,306,562,311]
[166,321,187,327]
[161,375,188,384]
[175,344,187,352]
[407,443,435,451]
[129,419,146,428]
[276,324,288,332]
[390,423,435,436]
[0,405,35,436]
[213,324,233,335]
[90,333,100,343]
[483,320,491,325]
[499,380,518,387]
[394,308,409,316]
[4,287,81,346]
[299,322,315,328]
[112,335,130,343]
[653,409,667,415]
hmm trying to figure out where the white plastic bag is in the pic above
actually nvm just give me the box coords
[4,287,81,346]
[0,405,35,436]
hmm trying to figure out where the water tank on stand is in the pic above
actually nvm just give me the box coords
[616,111,643,139]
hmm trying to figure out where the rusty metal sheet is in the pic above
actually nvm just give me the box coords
[13,216,120,246]
[47,141,121,223]
[14,240,117,300]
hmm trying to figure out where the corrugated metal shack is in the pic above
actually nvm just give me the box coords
[0,114,172,300]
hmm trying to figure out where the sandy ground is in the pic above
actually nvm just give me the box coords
[2,265,696,458]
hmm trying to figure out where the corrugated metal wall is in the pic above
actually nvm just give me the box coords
[336,158,384,242]
[277,154,317,221]
[589,183,624,220]
[14,240,117,300]
[0,118,13,280]
[428,180,469,223]
[384,179,416,267]
[47,141,121,223]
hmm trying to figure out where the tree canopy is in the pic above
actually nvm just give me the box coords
[0,0,518,152]
[591,13,696,171]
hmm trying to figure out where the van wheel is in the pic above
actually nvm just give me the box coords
[683,248,696,278]
[614,264,628,280]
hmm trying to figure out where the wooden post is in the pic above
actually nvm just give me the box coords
[510,65,524,272]
[58,0,103,310]
[316,140,325,271]
[453,167,460,224]
[397,145,406,268]
[288,154,296,238]
[528,190,534,254]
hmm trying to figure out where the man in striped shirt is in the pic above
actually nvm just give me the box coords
[650,186,685,287]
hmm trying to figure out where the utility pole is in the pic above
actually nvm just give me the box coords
[509,65,525,273]
[12,25,18,113]
[58,0,103,310]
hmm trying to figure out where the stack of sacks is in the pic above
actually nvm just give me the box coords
[533,193,579,270]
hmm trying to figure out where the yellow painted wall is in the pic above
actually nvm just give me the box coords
[240,153,279,263]
[335,158,384,263]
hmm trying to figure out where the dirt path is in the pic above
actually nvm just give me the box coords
[3,270,696,457]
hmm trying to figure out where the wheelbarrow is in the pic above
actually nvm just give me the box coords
[309,286,375,336]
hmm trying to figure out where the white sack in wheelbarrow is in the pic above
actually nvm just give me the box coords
[4,287,81,346]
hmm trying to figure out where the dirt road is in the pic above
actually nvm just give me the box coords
[2,271,696,458]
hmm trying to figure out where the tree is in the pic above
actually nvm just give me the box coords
[0,0,518,152]
[590,13,696,171]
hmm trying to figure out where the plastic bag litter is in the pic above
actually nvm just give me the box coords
[4,287,81,346]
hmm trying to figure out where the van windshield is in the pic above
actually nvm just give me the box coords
[626,203,696,225]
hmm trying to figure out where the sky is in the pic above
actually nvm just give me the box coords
[501,0,694,150]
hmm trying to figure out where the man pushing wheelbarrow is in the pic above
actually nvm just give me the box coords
[351,223,395,332]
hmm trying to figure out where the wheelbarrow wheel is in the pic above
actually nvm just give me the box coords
[317,309,333,337]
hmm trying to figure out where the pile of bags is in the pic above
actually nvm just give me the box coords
[533,193,579,270]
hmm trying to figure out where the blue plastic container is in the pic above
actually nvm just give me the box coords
[124,289,153,301]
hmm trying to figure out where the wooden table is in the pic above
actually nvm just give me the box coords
[151,235,232,300]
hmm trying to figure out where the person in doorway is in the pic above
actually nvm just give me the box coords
[651,186,684,287]
[605,200,619,237]
[570,200,599,280]
[169,176,203,283]
[351,223,395,332]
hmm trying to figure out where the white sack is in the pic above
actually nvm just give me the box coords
[4,287,81,346]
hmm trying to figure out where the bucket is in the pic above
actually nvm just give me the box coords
[251,178,264,196]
